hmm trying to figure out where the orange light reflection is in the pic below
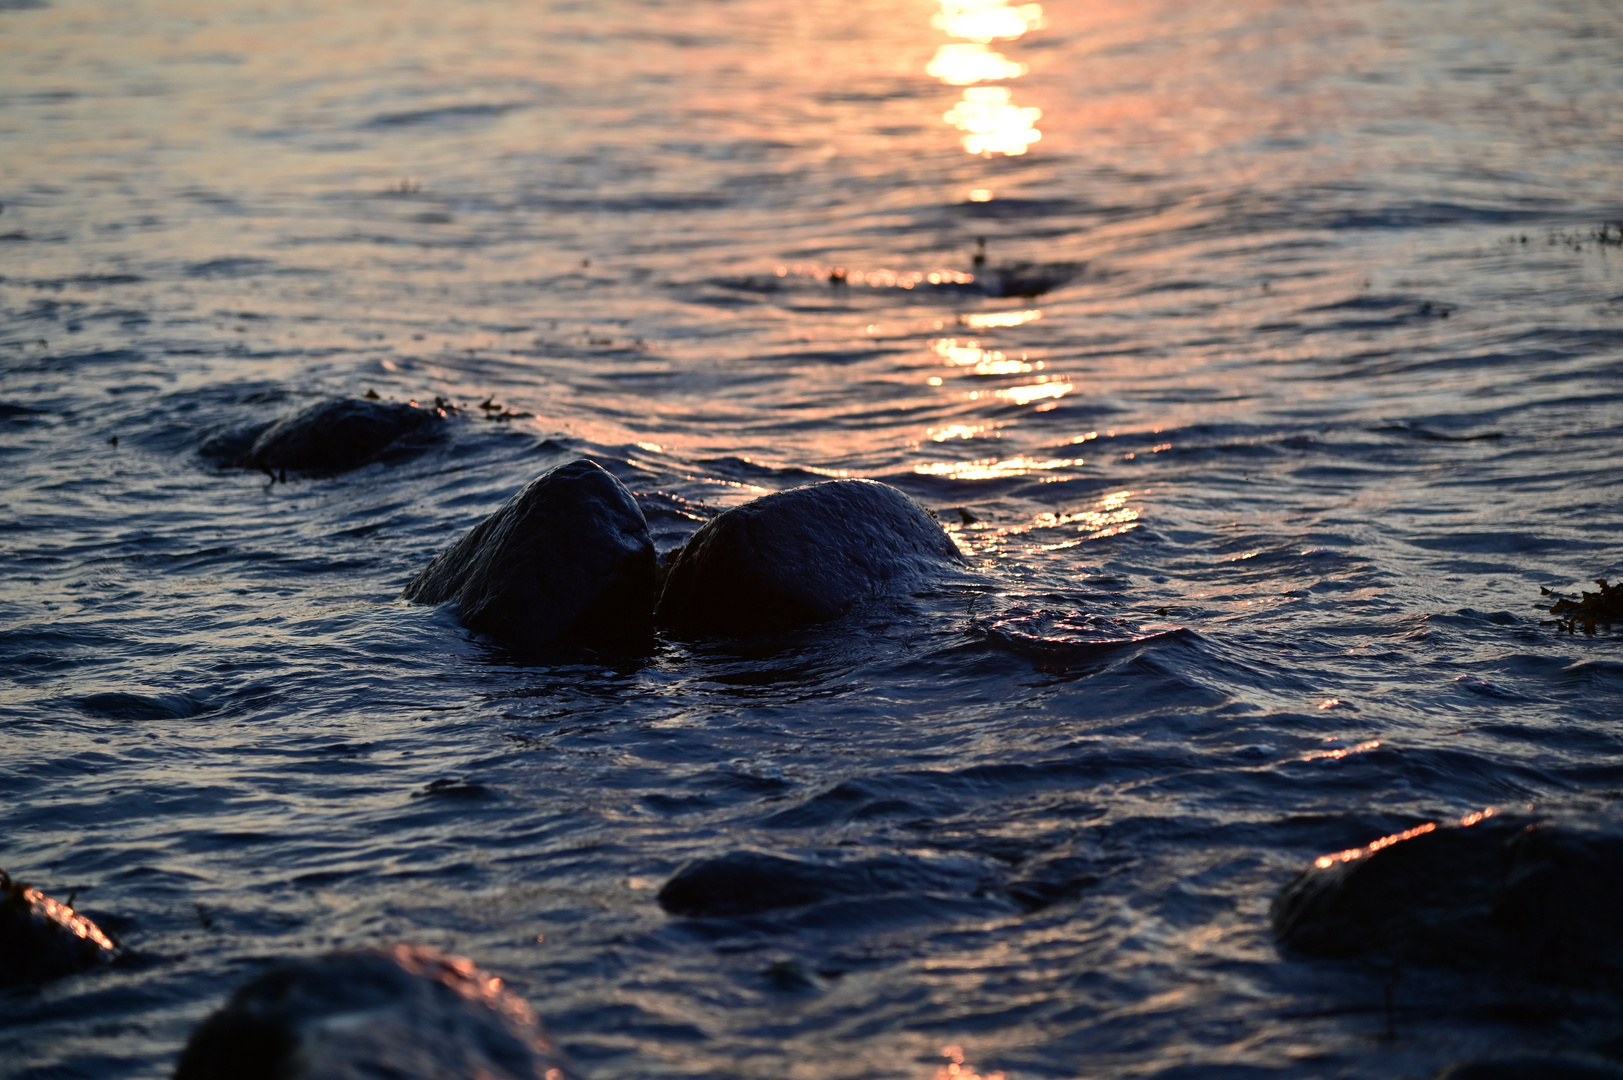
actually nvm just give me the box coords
[1312,807,1497,869]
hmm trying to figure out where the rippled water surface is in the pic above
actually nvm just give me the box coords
[4,0,1623,1076]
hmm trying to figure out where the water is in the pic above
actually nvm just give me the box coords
[3,0,1622,1076]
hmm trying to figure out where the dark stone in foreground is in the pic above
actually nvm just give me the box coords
[203,397,440,474]
[0,868,120,986]
[403,458,655,651]
[174,945,576,1080]
[656,850,988,918]
[654,479,963,637]
[1273,811,1623,987]
[1435,1055,1623,1080]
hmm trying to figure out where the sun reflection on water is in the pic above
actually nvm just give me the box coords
[931,0,1043,156]
[932,1,1044,42]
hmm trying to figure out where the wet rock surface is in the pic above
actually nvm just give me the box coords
[655,848,1114,922]
[1434,1055,1623,1080]
[174,945,575,1080]
[201,397,441,475]
[654,478,964,637]
[403,458,656,651]
[0,869,120,986]
[1273,811,1623,987]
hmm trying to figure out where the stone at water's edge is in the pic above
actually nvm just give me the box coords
[403,458,655,651]
[1433,1056,1623,1080]
[1272,811,1623,987]
[173,945,577,1080]
[654,478,964,637]
[202,397,441,475]
[0,869,120,986]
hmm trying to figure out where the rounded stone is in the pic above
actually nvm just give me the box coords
[240,397,440,474]
[1272,812,1623,986]
[0,869,120,986]
[654,478,964,637]
[174,945,576,1080]
[402,458,655,652]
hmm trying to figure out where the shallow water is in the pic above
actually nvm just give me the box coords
[3,0,1622,1076]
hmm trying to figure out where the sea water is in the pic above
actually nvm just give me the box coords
[2,0,1622,1076]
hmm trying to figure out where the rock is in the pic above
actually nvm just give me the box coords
[203,397,441,475]
[1272,810,1623,986]
[1434,1055,1623,1080]
[654,479,964,637]
[174,945,576,1080]
[0,868,120,986]
[402,458,655,651]
[656,850,987,918]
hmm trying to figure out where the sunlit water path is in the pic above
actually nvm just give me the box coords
[3,0,1622,1076]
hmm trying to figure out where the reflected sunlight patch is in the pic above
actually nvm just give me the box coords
[913,454,1083,480]
[945,87,1042,156]
[927,43,1029,85]
[1012,489,1139,545]
[996,378,1070,404]
[960,309,1041,329]
[931,337,1038,375]
[933,1,1044,42]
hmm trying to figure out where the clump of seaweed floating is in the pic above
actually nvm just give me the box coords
[1541,579,1623,635]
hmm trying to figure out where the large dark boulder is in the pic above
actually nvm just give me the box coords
[203,397,441,475]
[654,479,964,637]
[0,868,120,986]
[656,850,989,918]
[174,945,577,1080]
[403,458,655,651]
[1272,811,1623,987]
[1434,1056,1623,1080]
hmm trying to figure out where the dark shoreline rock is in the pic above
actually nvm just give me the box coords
[403,458,655,652]
[174,945,576,1080]
[202,397,442,475]
[1,868,120,986]
[656,850,991,919]
[654,478,964,638]
[1273,810,1623,987]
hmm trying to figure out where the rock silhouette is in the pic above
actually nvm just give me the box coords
[403,458,655,651]
[1434,1056,1623,1080]
[0,869,120,986]
[1273,810,1623,987]
[656,850,989,918]
[655,478,964,637]
[202,397,441,475]
[174,945,576,1080]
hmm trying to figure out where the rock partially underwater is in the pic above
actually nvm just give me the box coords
[174,945,576,1080]
[403,458,655,651]
[655,478,964,637]
[1273,810,1623,987]
[0,868,120,986]
[202,396,442,475]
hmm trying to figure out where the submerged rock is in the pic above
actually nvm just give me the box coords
[1434,1056,1623,1080]
[403,458,655,651]
[654,478,964,637]
[203,397,441,475]
[656,850,989,918]
[1272,810,1623,987]
[0,868,120,986]
[174,944,576,1080]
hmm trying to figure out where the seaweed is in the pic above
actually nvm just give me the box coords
[1541,579,1623,635]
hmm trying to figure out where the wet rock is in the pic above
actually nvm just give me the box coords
[174,944,576,1080]
[656,850,988,918]
[654,478,964,637]
[402,458,655,651]
[1272,810,1623,986]
[1434,1055,1623,1080]
[0,868,120,986]
[203,397,441,474]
